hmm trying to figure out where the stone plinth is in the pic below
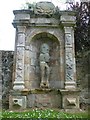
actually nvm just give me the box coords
[60,89,80,111]
[9,90,27,110]
[9,89,62,109]
[27,89,61,108]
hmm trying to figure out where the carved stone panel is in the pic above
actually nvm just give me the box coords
[65,33,72,46]
[17,33,25,46]
[65,49,74,81]
[15,48,24,81]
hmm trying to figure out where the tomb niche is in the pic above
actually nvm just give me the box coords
[9,1,80,111]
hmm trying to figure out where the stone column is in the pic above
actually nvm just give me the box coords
[64,26,76,90]
[13,26,26,90]
[60,11,76,90]
[60,12,80,111]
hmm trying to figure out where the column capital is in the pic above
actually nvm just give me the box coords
[60,11,76,27]
[64,26,73,34]
[12,10,30,28]
[17,26,26,34]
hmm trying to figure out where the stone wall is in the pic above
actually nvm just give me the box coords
[1,51,13,109]
[0,52,2,109]
[76,53,90,110]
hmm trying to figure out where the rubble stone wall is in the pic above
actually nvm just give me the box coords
[76,54,90,110]
[0,51,13,109]
[0,51,2,109]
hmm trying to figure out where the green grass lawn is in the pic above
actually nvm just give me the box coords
[1,109,89,119]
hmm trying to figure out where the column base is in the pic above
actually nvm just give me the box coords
[13,81,25,90]
[65,81,76,90]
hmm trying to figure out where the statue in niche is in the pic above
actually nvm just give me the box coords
[39,43,50,88]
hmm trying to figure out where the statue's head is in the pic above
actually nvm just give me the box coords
[40,43,49,54]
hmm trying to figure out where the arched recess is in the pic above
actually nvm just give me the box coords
[25,32,62,89]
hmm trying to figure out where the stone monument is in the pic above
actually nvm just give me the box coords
[9,1,80,111]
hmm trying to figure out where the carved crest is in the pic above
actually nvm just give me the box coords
[34,1,55,15]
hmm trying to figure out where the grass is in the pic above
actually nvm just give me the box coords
[1,108,89,119]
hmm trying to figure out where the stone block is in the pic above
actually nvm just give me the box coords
[30,80,40,89]
[24,51,30,64]
[30,51,36,59]
[9,95,27,110]
[24,64,30,81]
[49,80,64,89]
[60,11,76,23]
[29,66,35,72]
[25,80,31,89]
[13,10,30,21]
[27,94,35,108]
[27,90,61,108]
[29,73,37,81]
[60,90,80,110]
[65,81,76,90]
[31,59,36,66]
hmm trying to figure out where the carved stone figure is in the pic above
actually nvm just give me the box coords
[39,43,50,88]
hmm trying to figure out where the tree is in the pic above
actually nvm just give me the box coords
[73,2,90,53]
